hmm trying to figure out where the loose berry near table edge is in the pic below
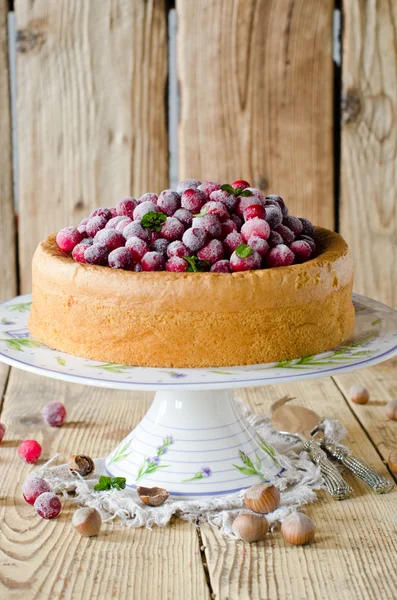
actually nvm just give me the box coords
[42,401,66,427]
[34,492,62,519]
[18,440,42,464]
[0,423,5,443]
[22,476,51,505]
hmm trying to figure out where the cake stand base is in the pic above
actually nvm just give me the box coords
[105,389,283,498]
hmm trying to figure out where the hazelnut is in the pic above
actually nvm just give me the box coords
[349,385,369,405]
[137,486,169,506]
[72,507,101,537]
[281,512,316,546]
[385,399,397,421]
[387,450,397,474]
[244,483,280,514]
[232,513,269,543]
[67,455,95,477]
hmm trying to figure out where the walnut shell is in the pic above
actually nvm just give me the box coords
[387,449,397,474]
[67,455,95,477]
[244,483,280,514]
[137,486,169,506]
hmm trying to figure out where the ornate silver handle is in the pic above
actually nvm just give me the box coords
[303,440,353,500]
[321,438,394,494]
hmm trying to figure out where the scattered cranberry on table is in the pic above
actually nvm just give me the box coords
[22,476,51,505]
[42,401,67,427]
[18,440,42,464]
[0,423,5,443]
[34,492,62,519]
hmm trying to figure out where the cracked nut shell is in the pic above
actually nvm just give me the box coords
[67,455,95,477]
[137,486,169,506]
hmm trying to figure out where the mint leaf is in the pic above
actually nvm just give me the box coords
[220,183,253,197]
[184,255,210,273]
[94,475,126,491]
[110,477,126,490]
[193,208,208,218]
[234,186,243,196]
[220,183,236,195]
[240,189,253,197]
[140,211,167,232]
[235,244,252,259]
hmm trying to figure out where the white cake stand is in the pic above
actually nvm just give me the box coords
[1,293,397,498]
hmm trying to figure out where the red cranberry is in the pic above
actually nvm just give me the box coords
[141,251,165,271]
[192,214,222,239]
[173,208,192,228]
[236,196,263,218]
[110,207,118,217]
[274,224,295,245]
[161,217,184,241]
[266,195,288,216]
[182,228,207,252]
[123,221,152,243]
[223,231,243,256]
[138,192,158,204]
[221,219,237,239]
[126,236,150,262]
[116,198,137,219]
[266,244,295,268]
[243,205,266,221]
[94,229,125,251]
[80,237,93,246]
[290,240,312,262]
[34,492,62,519]
[72,243,87,263]
[197,239,224,264]
[18,440,42,464]
[301,235,317,254]
[56,227,83,252]
[167,240,188,258]
[115,217,132,233]
[268,230,284,247]
[106,216,125,229]
[232,179,250,190]
[0,423,5,443]
[42,402,66,427]
[264,205,283,229]
[283,216,303,236]
[133,201,158,221]
[86,216,108,238]
[22,476,51,505]
[210,259,232,273]
[108,247,133,269]
[84,243,109,265]
[241,218,270,242]
[299,218,315,237]
[198,181,221,196]
[181,188,207,213]
[231,214,243,230]
[202,201,229,221]
[245,188,265,202]
[151,238,170,256]
[176,178,201,194]
[89,208,112,221]
[77,218,89,235]
[247,235,269,257]
[166,257,188,272]
[230,249,262,271]
[210,189,236,211]
[157,190,181,216]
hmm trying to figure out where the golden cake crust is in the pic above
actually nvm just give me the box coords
[29,227,355,367]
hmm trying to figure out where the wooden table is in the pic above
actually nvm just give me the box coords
[1,358,396,600]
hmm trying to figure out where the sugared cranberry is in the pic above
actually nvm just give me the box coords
[0,423,5,443]
[192,214,222,239]
[116,198,137,219]
[236,196,263,218]
[221,219,237,239]
[89,208,112,221]
[245,188,265,203]
[34,492,62,519]
[151,238,170,257]
[86,216,108,238]
[108,247,133,269]
[274,224,295,245]
[161,217,184,241]
[283,216,303,236]
[264,205,283,229]
[231,214,243,230]
[18,440,42,464]
[266,244,295,268]
[72,243,87,263]
[198,181,221,196]
[197,239,224,264]
[115,217,132,233]
[290,240,312,263]
[56,227,83,252]
[167,240,188,258]
[230,248,261,272]
[268,231,284,247]
[141,251,165,271]
[80,237,93,246]
[241,218,270,242]
[299,218,315,237]
[77,218,89,235]
[133,264,142,272]
[106,216,125,229]
[173,208,193,228]
[182,228,207,252]
[94,229,125,251]
[157,190,181,216]
[248,235,269,257]
[43,402,66,427]
[210,259,232,273]
[84,244,109,265]
[223,231,243,256]
[181,188,207,213]
[166,257,188,272]
[126,236,150,262]
[301,235,316,254]
[123,221,152,243]
[22,476,51,505]
[133,201,158,221]
[138,192,158,205]
[232,179,250,190]
[176,178,201,194]
[266,195,288,216]
[243,205,266,221]
[210,189,236,211]
[202,201,229,221]
[110,207,118,217]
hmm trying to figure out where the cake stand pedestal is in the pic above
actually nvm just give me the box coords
[1,293,397,498]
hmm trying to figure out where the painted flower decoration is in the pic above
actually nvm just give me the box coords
[136,434,174,482]
[182,466,212,482]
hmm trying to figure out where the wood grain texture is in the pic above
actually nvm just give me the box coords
[202,377,397,600]
[340,0,397,306]
[15,0,169,291]
[177,0,334,227]
[0,370,210,600]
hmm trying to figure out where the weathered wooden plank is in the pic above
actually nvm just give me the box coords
[15,0,169,292]
[340,0,397,306]
[177,0,334,227]
[201,378,397,600]
[0,370,210,599]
